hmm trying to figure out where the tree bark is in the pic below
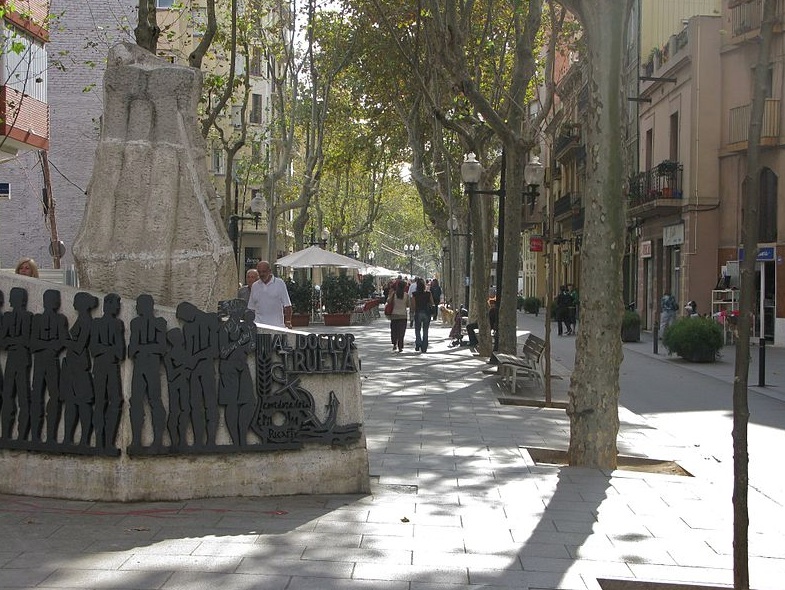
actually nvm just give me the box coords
[733,2,775,587]
[134,0,159,54]
[560,0,632,469]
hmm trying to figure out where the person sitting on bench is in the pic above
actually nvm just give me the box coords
[467,297,498,350]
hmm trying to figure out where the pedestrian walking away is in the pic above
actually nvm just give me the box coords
[428,278,442,321]
[387,279,409,352]
[411,277,434,353]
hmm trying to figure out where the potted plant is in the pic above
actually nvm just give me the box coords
[657,160,679,177]
[662,317,723,362]
[285,278,315,327]
[621,309,641,342]
[321,274,360,326]
[523,296,541,315]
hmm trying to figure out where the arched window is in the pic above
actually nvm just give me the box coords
[759,168,778,243]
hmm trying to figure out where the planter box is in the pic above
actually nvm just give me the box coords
[621,326,640,342]
[323,313,351,326]
[683,347,717,363]
[291,313,310,327]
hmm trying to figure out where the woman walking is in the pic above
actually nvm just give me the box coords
[411,277,435,353]
[387,280,409,352]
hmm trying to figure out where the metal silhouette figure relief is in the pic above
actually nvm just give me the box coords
[61,292,99,449]
[218,300,256,448]
[176,301,220,450]
[91,293,125,455]
[128,294,167,452]
[30,290,69,446]
[0,290,362,457]
[1,287,33,441]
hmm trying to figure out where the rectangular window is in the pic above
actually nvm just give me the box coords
[250,47,263,77]
[669,112,679,162]
[157,0,174,8]
[212,148,225,175]
[2,28,47,103]
[645,128,653,172]
[250,93,262,124]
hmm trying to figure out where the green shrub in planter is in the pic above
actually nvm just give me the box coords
[662,317,723,362]
[523,296,541,315]
[321,274,361,314]
[359,275,375,299]
[285,278,316,315]
[621,309,641,342]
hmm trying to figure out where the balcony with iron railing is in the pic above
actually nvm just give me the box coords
[554,191,582,222]
[730,0,785,39]
[727,98,781,149]
[627,161,684,218]
[554,124,582,161]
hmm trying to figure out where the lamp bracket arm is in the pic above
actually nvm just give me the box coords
[472,189,505,197]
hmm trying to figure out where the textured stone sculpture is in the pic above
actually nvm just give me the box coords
[73,42,237,310]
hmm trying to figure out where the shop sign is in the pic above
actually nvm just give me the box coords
[663,222,684,246]
[738,247,775,262]
[640,240,652,258]
[529,236,544,252]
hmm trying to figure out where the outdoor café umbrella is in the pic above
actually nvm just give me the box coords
[274,245,365,269]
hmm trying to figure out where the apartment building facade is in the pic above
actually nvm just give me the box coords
[628,0,784,345]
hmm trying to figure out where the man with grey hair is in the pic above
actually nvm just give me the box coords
[236,268,259,304]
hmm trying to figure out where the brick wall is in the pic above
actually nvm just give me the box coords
[0,0,137,269]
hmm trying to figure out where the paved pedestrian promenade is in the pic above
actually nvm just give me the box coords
[1,313,784,589]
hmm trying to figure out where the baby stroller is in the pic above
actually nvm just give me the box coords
[448,305,468,347]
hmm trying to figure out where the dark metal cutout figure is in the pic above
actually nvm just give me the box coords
[1,287,32,440]
[128,294,167,451]
[90,293,125,455]
[0,290,362,458]
[163,327,190,451]
[61,292,98,448]
[30,290,68,446]
[218,301,257,447]
[176,301,219,450]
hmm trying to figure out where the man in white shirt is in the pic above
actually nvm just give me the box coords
[248,261,293,328]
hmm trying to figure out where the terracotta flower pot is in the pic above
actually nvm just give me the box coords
[323,313,351,326]
[291,313,310,327]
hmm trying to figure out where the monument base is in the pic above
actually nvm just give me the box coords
[0,445,370,501]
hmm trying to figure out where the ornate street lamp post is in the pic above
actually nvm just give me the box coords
[460,152,507,315]
[404,243,419,276]
[228,193,266,275]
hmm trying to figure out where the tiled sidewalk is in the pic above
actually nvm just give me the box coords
[1,316,784,589]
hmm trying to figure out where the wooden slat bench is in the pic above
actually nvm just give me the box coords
[494,334,546,393]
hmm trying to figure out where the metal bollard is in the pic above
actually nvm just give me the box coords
[758,337,766,387]
[653,322,659,355]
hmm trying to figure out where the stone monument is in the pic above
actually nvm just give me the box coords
[73,42,237,310]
